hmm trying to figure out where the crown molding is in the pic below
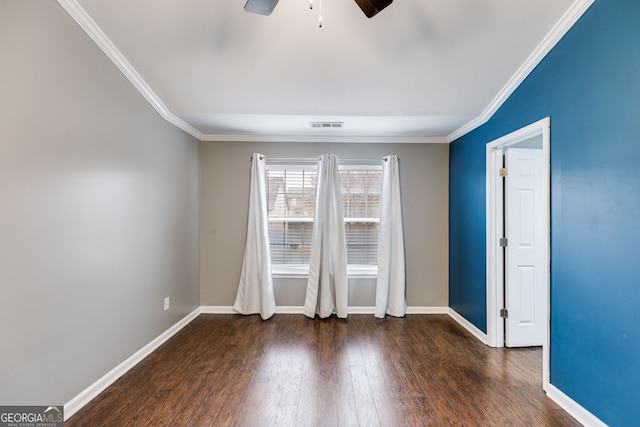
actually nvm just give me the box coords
[447,0,595,142]
[58,0,593,145]
[200,133,449,144]
[56,0,443,144]
[56,0,203,141]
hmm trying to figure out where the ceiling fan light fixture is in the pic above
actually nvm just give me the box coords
[316,0,323,28]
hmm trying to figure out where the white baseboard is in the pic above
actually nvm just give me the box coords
[202,306,449,315]
[447,308,489,345]
[199,306,236,314]
[348,306,376,314]
[275,306,304,314]
[406,306,449,314]
[63,308,200,421]
[546,384,608,427]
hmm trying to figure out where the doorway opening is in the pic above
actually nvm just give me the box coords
[485,117,551,390]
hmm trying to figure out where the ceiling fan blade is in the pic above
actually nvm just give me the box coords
[244,0,280,16]
[353,0,393,18]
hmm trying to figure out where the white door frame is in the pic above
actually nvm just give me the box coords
[485,117,551,389]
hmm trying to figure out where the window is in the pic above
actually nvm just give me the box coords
[340,167,380,266]
[266,163,316,266]
[266,160,381,276]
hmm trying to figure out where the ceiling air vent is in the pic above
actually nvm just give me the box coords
[310,121,344,129]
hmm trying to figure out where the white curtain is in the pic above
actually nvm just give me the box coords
[233,153,276,320]
[304,155,349,318]
[375,155,406,318]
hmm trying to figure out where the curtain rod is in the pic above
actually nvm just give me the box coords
[252,157,397,163]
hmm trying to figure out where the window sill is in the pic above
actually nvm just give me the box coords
[272,265,309,278]
[272,265,378,279]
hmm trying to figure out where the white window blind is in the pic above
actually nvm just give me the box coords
[340,168,381,265]
[266,165,316,265]
[266,160,381,271]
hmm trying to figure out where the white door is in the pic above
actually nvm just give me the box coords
[504,148,546,347]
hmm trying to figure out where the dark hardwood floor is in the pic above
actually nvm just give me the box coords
[66,314,580,426]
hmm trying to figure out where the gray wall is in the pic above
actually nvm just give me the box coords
[201,141,449,308]
[0,1,200,405]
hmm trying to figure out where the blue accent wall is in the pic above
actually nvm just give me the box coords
[449,1,640,425]
[449,137,487,332]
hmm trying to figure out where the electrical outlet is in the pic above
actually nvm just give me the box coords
[164,297,170,311]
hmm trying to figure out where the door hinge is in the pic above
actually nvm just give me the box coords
[499,167,508,177]
[499,237,508,247]
[500,308,508,318]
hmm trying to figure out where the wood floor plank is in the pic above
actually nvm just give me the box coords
[65,314,582,427]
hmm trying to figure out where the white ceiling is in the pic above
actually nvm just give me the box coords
[65,0,584,142]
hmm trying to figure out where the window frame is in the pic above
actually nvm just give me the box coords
[266,159,381,278]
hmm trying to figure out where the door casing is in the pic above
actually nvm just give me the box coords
[485,117,551,390]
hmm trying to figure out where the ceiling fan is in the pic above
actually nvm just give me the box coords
[244,0,393,19]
